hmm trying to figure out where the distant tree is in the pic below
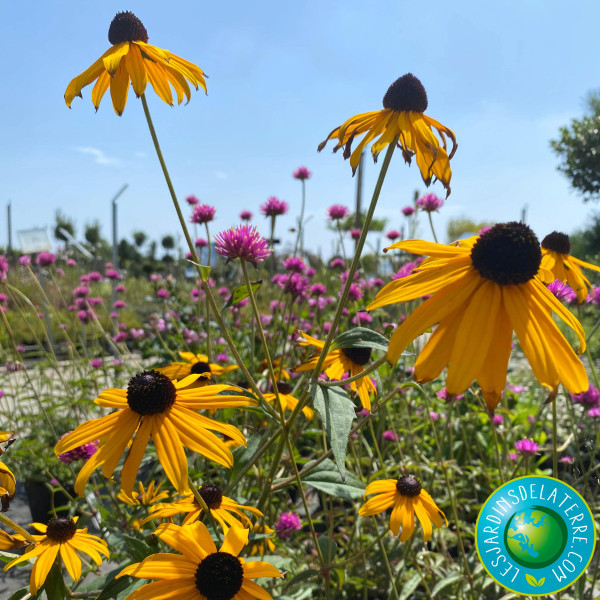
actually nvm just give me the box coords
[569,213,600,260]
[118,239,141,264]
[133,231,147,248]
[84,221,102,246]
[161,235,175,251]
[447,218,494,242]
[54,210,76,243]
[551,92,600,201]
[333,213,387,233]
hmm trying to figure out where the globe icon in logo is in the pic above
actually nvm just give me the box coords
[504,506,568,569]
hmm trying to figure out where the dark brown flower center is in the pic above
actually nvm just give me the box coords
[108,11,149,45]
[470,222,541,285]
[541,231,571,255]
[46,517,77,542]
[199,483,223,509]
[396,475,422,497]
[276,382,292,395]
[383,74,428,113]
[127,370,176,415]
[195,552,244,600]
[341,346,372,366]
[191,361,212,378]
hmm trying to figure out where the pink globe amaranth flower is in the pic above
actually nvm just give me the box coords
[113,300,126,309]
[492,414,503,425]
[195,238,208,248]
[330,257,345,269]
[72,286,90,298]
[347,284,363,302]
[79,274,90,284]
[429,411,440,422]
[55,268,65,276]
[382,430,398,442]
[65,258,77,266]
[276,512,302,539]
[283,256,306,273]
[90,359,103,368]
[156,289,170,299]
[350,229,361,240]
[130,328,144,340]
[185,251,195,260]
[113,332,128,343]
[191,287,203,301]
[402,206,416,217]
[0,294,7,303]
[310,283,327,297]
[571,386,600,408]
[115,284,126,293]
[327,204,350,221]
[514,438,539,456]
[386,230,402,241]
[186,195,199,205]
[507,383,526,394]
[417,193,444,212]
[281,273,310,300]
[18,255,31,265]
[88,297,103,306]
[352,312,372,325]
[560,455,574,464]
[547,279,574,302]
[105,268,121,280]
[36,252,56,267]
[239,210,253,221]
[293,166,311,180]
[588,408,600,418]
[478,225,492,236]
[150,273,162,282]
[392,259,423,280]
[340,269,359,284]
[87,271,103,282]
[508,452,519,462]
[261,196,288,217]
[58,433,98,464]
[109,312,118,318]
[306,267,316,278]
[214,225,272,264]
[190,203,216,224]
[436,388,464,402]
[217,287,229,297]
[216,352,230,363]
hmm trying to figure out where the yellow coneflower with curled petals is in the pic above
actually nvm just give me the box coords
[118,480,169,506]
[157,352,238,383]
[54,371,256,496]
[263,381,314,419]
[318,74,457,194]
[118,522,282,600]
[294,332,376,410]
[367,222,588,411]
[4,517,109,595]
[0,461,15,511]
[359,475,447,542]
[65,11,207,115]
[141,482,262,533]
[540,231,600,303]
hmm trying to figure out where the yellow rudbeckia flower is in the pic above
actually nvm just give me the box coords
[540,231,600,303]
[368,222,588,411]
[157,352,238,383]
[65,11,207,115]
[318,73,457,194]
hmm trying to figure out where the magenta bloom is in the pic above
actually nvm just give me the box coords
[113,300,126,309]
[382,430,398,442]
[330,257,345,269]
[190,203,216,224]
[87,271,103,283]
[195,238,208,248]
[0,256,8,280]
[310,283,327,297]
[352,311,372,325]
[588,408,600,418]
[386,230,402,241]
[105,269,121,280]
[350,229,361,240]
[214,225,272,264]
[150,273,162,282]
[293,166,311,181]
[347,284,363,302]
[276,512,302,539]
[402,206,416,217]
[261,197,288,217]
[18,255,31,266]
[417,193,444,213]
[156,289,170,299]
[0,294,7,304]
[186,195,199,206]
[327,204,350,221]
[278,273,310,300]
[66,258,77,266]
[36,252,56,267]
[514,438,538,456]
[492,414,503,426]
[570,386,600,408]
[283,257,306,273]
[436,388,464,402]
[58,433,98,464]
[240,210,253,221]
[72,286,90,298]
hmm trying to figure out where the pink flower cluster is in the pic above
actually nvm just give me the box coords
[261,197,288,217]
[190,203,216,224]
[214,225,271,264]
[58,433,98,464]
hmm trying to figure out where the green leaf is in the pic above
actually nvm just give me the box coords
[317,535,338,563]
[0,550,21,564]
[123,534,154,562]
[399,573,422,600]
[43,562,67,600]
[300,458,365,500]
[97,574,137,600]
[6,589,31,600]
[230,433,263,483]
[224,281,262,310]
[283,568,321,590]
[330,327,389,353]
[431,573,463,596]
[310,383,356,480]
[525,573,538,587]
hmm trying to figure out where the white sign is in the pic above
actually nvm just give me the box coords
[17,228,52,254]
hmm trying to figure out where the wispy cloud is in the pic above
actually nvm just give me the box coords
[76,147,122,166]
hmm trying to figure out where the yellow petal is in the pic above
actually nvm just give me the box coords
[124,43,148,97]
[152,415,189,493]
[109,61,131,116]
[102,42,130,76]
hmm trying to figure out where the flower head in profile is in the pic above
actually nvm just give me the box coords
[327,204,350,221]
[36,252,56,267]
[65,11,207,115]
[417,193,444,212]
[261,197,288,217]
[118,522,282,600]
[386,230,402,241]
[514,438,539,456]
[0,461,16,511]
[4,517,109,594]
[264,381,314,419]
[240,210,253,221]
[214,225,272,264]
[294,331,377,410]
[318,73,457,194]
[359,475,447,541]
[570,385,600,408]
[350,229,361,240]
[55,370,256,496]
[158,352,238,383]
[540,231,600,303]
[293,166,311,180]
[190,203,216,225]
[186,195,199,206]
[402,206,416,216]
[142,482,262,533]
[118,480,170,506]
[276,511,302,539]
[368,222,588,411]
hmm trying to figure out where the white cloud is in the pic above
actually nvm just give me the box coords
[75,147,122,166]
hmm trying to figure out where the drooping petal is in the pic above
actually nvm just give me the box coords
[120,416,153,495]
[109,61,131,116]
[102,42,130,76]
[124,43,148,97]
[60,542,82,582]
[55,410,124,454]
[155,521,215,561]
[119,553,197,580]
[30,542,59,594]
[91,71,111,110]
[219,525,248,556]
[152,415,189,493]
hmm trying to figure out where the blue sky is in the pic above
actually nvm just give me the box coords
[2,0,600,259]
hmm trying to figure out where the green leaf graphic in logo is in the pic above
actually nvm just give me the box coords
[525,573,538,587]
